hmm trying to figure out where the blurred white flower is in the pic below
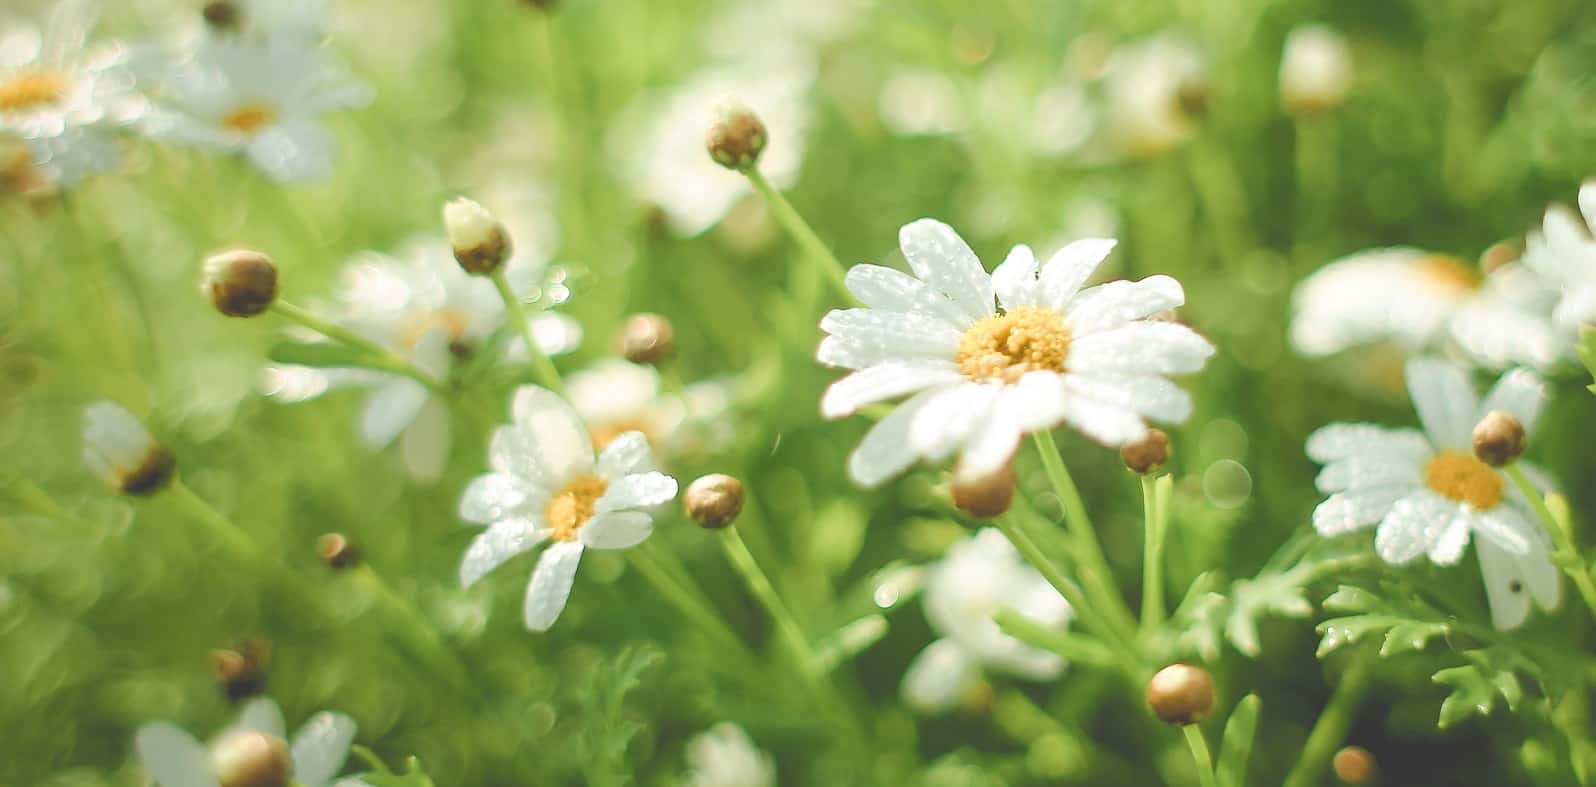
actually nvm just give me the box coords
[1307,358,1558,630]
[456,386,679,631]
[683,722,776,787]
[902,528,1071,714]
[83,401,175,495]
[265,238,579,481]
[135,697,358,787]
[1101,34,1205,157]
[1291,247,1571,371]
[565,358,736,459]
[1522,179,1596,332]
[702,0,868,63]
[878,68,962,137]
[818,219,1213,488]
[1279,24,1352,115]
[141,32,370,181]
[615,58,814,236]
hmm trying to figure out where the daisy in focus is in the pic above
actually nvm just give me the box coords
[682,722,776,787]
[264,238,580,481]
[141,31,370,181]
[902,528,1072,714]
[135,697,358,787]
[818,218,1213,487]
[457,386,679,632]
[1522,178,1596,332]
[1307,358,1558,629]
[1290,247,1570,371]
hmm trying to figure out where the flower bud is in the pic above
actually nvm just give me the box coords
[706,101,768,171]
[616,313,676,366]
[202,1,241,30]
[952,460,1015,519]
[443,197,511,275]
[1120,428,1170,475]
[82,402,175,496]
[210,730,291,787]
[1479,240,1521,275]
[1280,25,1352,116]
[1145,663,1214,725]
[1472,410,1526,468]
[203,250,278,317]
[1333,745,1377,784]
[317,533,360,570]
[211,640,269,702]
[685,474,744,530]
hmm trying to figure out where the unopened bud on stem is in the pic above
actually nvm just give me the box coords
[1121,428,1170,474]
[952,460,1015,518]
[318,533,360,570]
[202,1,241,30]
[616,313,676,365]
[685,474,745,530]
[1472,410,1526,468]
[211,640,270,702]
[443,197,511,275]
[1146,663,1214,725]
[82,402,175,496]
[706,101,767,171]
[1333,745,1377,784]
[203,250,278,317]
[211,730,291,787]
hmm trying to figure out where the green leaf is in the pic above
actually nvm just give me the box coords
[577,644,664,787]
[1224,570,1316,658]
[1216,694,1261,787]
[1314,584,1449,659]
[1432,646,1544,729]
[266,340,382,369]
[346,747,436,787]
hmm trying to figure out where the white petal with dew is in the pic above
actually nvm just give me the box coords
[1477,539,1540,631]
[459,518,548,588]
[1003,371,1071,432]
[820,308,963,356]
[907,382,999,462]
[991,244,1040,311]
[957,407,1023,482]
[524,540,584,631]
[290,712,357,787]
[1313,485,1413,537]
[1065,322,1214,376]
[847,389,941,488]
[1404,358,1477,451]
[135,723,219,787]
[898,218,994,323]
[1061,373,1192,424]
[1427,513,1472,566]
[820,361,963,419]
[458,473,542,524]
[1314,454,1424,494]
[578,510,654,550]
[1059,397,1147,447]
[1469,505,1533,557]
[1040,238,1116,311]
[1305,423,1431,464]
[1064,275,1184,335]
[845,264,969,325]
[596,472,678,512]
[596,432,653,478]
[1374,491,1454,565]
[511,385,595,483]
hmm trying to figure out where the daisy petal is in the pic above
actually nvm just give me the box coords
[1314,455,1424,493]
[1477,368,1548,434]
[1470,505,1533,556]
[991,244,1040,311]
[1062,373,1192,424]
[1059,397,1147,447]
[459,473,541,524]
[1305,424,1431,464]
[596,432,653,478]
[524,541,584,632]
[136,723,219,787]
[234,697,286,739]
[816,335,927,370]
[511,385,596,483]
[848,389,940,488]
[901,638,976,715]
[1066,322,1214,375]
[291,712,357,787]
[1313,485,1411,536]
[1404,358,1477,450]
[596,472,678,512]
[958,407,1023,481]
[820,308,964,356]
[1065,275,1184,335]
[1427,513,1472,565]
[1477,539,1533,630]
[459,518,547,588]
[845,264,968,325]
[1040,238,1116,310]
[1374,491,1453,565]
[1004,371,1070,432]
[820,361,964,419]
[578,510,654,550]
[898,218,994,322]
[908,382,1001,461]
[247,118,334,182]
[360,380,428,448]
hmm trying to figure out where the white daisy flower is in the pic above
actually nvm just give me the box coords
[565,359,736,458]
[135,697,358,787]
[613,57,814,236]
[902,528,1072,714]
[1101,34,1206,157]
[818,218,1214,488]
[683,722,776,787]
[457,386,680,631]
[1290,247,1570,371]
[1307,358,1559,630]
[1279,24,1352,115]
[266,238,579,481]
[1522,179,1596,332]
[141,32,370,182]
[83,401,175,496]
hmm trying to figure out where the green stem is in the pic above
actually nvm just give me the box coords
[1281,659,1372,787]
[488,271,566,396]
[720,525,822,683]
[269,300,450,396]
[1140,474,1169,635]
[1183,725,1219,787]
[742,167,852,301]
[1031,431,1139,643]
[993,608,1118,669]
[625,546,755,668]
[350,564,473,692]
[1505,464,1596,624]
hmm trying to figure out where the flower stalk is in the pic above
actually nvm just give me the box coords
[488,270,567,396]
[1032,430,1140,644]
[1141,473,1172,635]
[742,167,852,301]
[268,299,450,396]
[1182,725,1219,787]
[1281,659,1372,787]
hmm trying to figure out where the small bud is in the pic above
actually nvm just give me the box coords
[210,730,291,787]
[1145,663,1214,725]
[706,101,768,171]
[1280,25,1352,116]
[616,313,676,366]
[1332,745,1377,784]
[1120,428,1170,475]
[317,533,360,570]
[211,639,270,702]
[952,460,1015,519]
[685,474,745,530]
[202,1,241,30]
[203,250,278,317]
[443,197,511,275]
[1472,410,1526,468]
[82,402,175,496]
[1479,240,1521,275]
[1174,78,1210,121]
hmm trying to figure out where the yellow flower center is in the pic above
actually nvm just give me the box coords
[1424,450,1503,510]
[1417,254,1480,296]
[0,71,67,111]
[222,103,277,135]
[545,474,608,542]
[955,306,1072,384]
[590,417,659,451]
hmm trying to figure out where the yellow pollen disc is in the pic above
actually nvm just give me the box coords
[222,103,277,134]
[398,309,470,350]
[0,71,68,111]
[545,474,608,542]
[955,306,1072,384]
[1424,451,1503,509]
[1416,254,1480,295]
[590,417,659,451]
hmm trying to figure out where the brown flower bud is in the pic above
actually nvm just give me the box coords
[443,197,512,276]
[202,1,241,30]
[1472,410,1526,468]
[706,102,767,171]
[1333,745,1377,784]
[317,533,360,570]
[1175,78,1210,121]
[952,461,1015,519]
[1146,663,1214,725]
[1121,428,1171,475]
[616,313,676,366]
[685,474,744,530]
[203,250,279,317]
[1479,241,1521,275]
[211,640,270,702]
[211,730,291,787]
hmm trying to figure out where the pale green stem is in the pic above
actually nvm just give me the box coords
[993,608,1118,669]
[488,271,566,396]
[350,564,472,692]
[1183,725,1219,787]
[626,547,755,668]
[1281,659,1372,787]
[1031,431,1140,643]
[742,167,852,301]
[720,526,822,682]
[1140,474,1168,635]
[1505,463,1596,624]
[269,300,450,396]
